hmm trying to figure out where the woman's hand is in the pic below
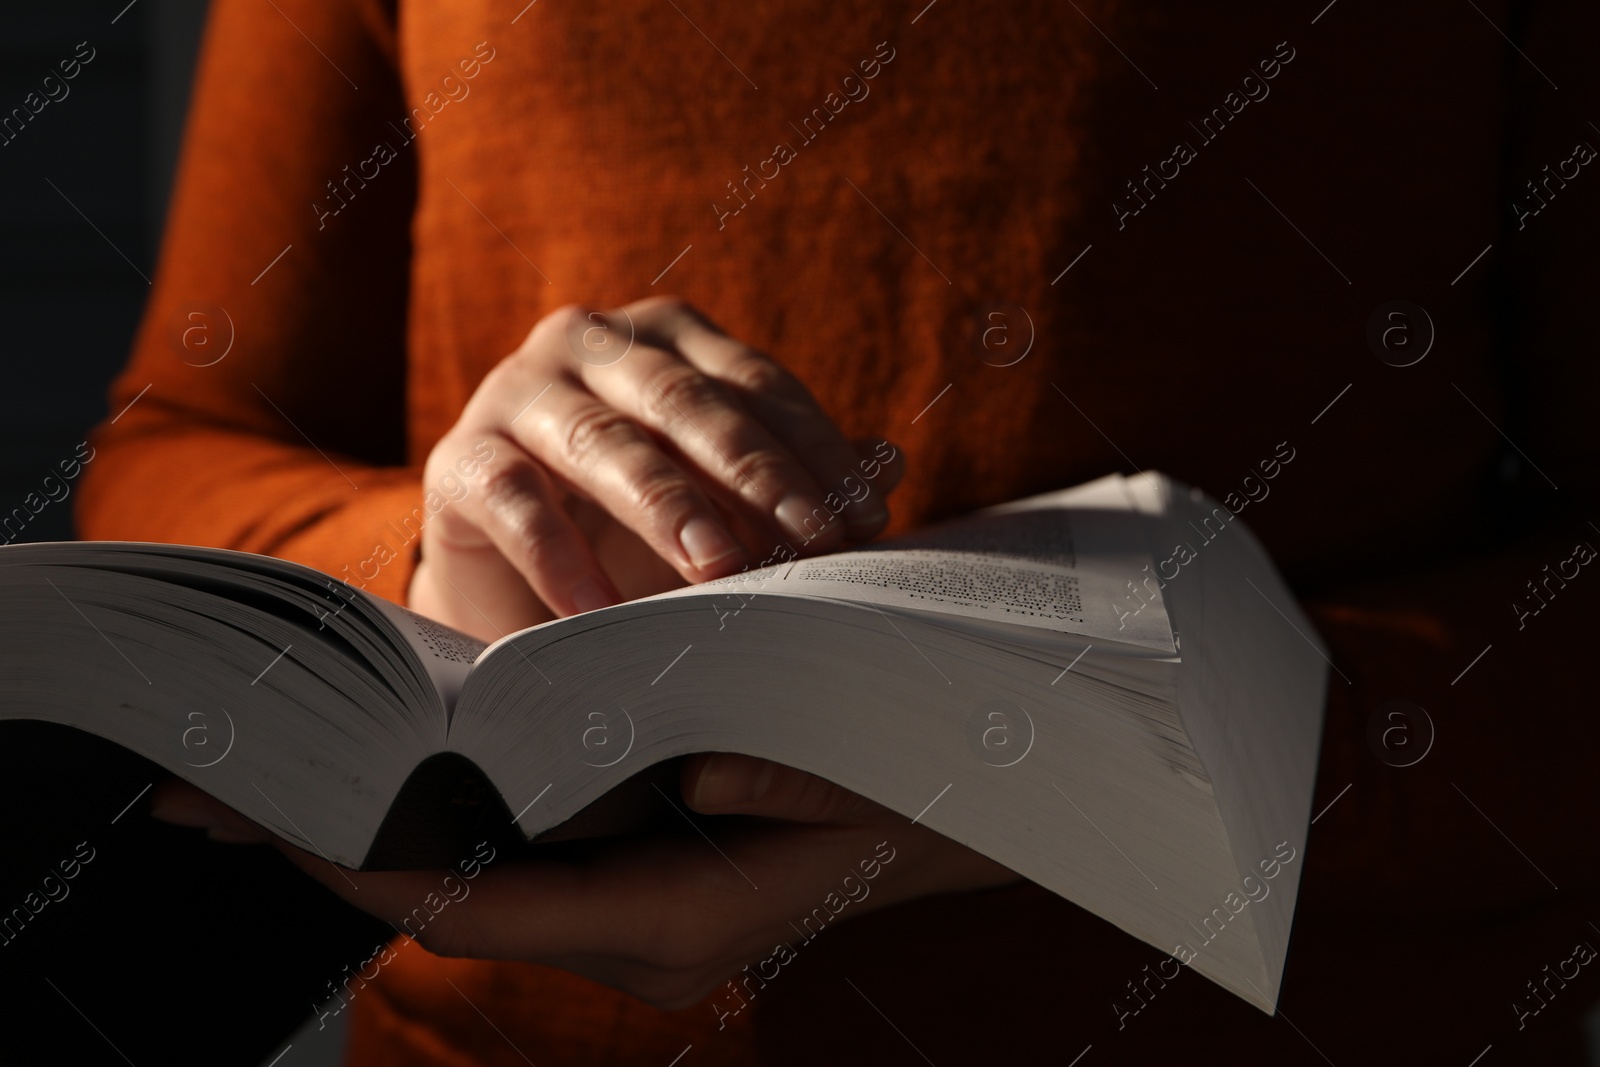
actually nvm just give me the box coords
[409,296,905,641]
[150,757,1022,1009]
[149,296,1023,1009]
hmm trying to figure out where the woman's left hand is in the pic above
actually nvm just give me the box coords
[150,754,1021,1009]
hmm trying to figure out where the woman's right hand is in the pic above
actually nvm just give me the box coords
[408,296,906,640]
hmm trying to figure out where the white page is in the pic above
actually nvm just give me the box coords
[648,475,1176,653]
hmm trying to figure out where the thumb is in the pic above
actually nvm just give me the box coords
[150,781,464,924]
[850,436,906,497]
[682,753,873,823]
[149,780,272,844]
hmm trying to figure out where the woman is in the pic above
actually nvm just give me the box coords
[80,0,1600,1062]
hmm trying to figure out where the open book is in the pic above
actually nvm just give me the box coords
[0,472,1327,1013]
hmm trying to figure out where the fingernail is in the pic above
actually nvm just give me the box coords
[149,798,218,830]
[776,493,832,543]
[679,516,742,570]
[571,577,618,614]
[848,494,888,530]
[692,754,775,810]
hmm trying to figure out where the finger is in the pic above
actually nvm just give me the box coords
[270,828,752,968]
[681,753,876,823]
[424,429,622,618]
[717,437,907,560]
[634,299,885,541]
[575,338,848,555]
[508,371,751,583]
[149,780,272,844]
[147,788,525,939]
[845,436,908,535]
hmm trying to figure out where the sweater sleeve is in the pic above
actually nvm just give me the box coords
[75,0,424,605]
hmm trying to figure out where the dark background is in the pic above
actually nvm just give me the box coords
[1,5,385,1065]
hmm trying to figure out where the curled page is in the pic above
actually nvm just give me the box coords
[653,474,1176,653]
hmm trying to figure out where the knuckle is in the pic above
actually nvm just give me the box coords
[561,405,641,469]
[629,295,715,345]
[631,470,700,519]
[645,365,724,424]
[728,449,793,496]
[525,304,595,357]
[470,359,521,415]
[475,463,562,556]
[423,435,470,484]
[725,356,797,398]
[538,303,591,337]
[630,293,690,318]
[476,457,537,509]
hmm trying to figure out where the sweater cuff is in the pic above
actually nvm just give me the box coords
[273,469,428,608]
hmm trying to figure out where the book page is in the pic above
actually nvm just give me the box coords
[364,596,486,710]
[665,475,1176,653]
